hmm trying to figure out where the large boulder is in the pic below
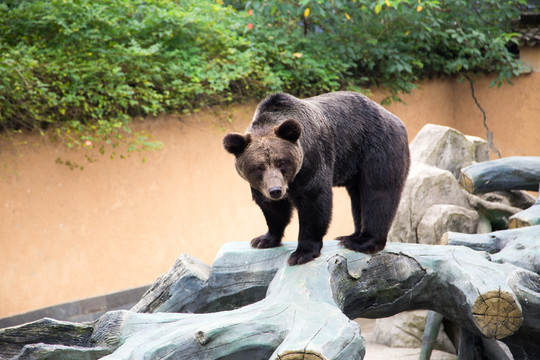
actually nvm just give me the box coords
[417,204,479,245]
[388,162,473,244]
[389,124,489,244]
[371,310,456,354]
[409,124,488,178]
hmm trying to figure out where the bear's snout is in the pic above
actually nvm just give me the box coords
[268,187,283,199]
[262,169,287,200]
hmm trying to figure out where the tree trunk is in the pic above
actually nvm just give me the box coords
[459,156,540,194]
[1,240,539,360]
[443,225,540,275]
[441,224,540,253]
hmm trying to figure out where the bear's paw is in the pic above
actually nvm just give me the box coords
[338,234,386,254]
[288,249,321,266]
[251,233,282,249]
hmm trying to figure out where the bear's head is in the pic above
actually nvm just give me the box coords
[223,119,303,200]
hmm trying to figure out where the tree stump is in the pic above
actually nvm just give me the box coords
[1,240,539,359]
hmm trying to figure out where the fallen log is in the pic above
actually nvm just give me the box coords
[443,225,540,277]
[1,241,539,360]
[508,190,540,229]
[426,224,540,360]
[482,190,536,210]
[441,224,540,359]
[441,224,540,254]
[459,156,540,194]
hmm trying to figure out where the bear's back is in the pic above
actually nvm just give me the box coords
[249,91,408,176]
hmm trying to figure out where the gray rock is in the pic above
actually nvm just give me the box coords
[417,204,479,245]
[465,135,490,163]
[388,162,470,244]
[389,124,492,245]
[410,124,485,178]
[476,214,493,234]
[371,310,456,354]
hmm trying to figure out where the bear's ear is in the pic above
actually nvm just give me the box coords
[274,119,302,143]
[223,133,251,156]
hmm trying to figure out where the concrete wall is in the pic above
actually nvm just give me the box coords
[1,73,539,319]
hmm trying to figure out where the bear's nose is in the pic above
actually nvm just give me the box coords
[269,187,283,199]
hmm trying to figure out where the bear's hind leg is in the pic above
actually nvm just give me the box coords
[336,182,363,241]
[339,183,400,254]
[339,233,385,254]
[251,187,292,249]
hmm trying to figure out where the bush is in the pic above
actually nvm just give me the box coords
[0,0,527,150]
[234,0,527,101]
[0,0,273,149]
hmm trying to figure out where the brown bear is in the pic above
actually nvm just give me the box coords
[223,91,410,265]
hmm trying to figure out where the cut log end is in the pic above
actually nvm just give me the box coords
[276,351,325,360]
[472,290,523,339]
[460,172,475,194]
[508,218,530,229]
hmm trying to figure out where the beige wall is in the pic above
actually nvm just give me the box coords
[379,73,540,157]
[1,74,539,318]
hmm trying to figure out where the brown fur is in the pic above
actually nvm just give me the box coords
[223,92,410,265]
[227,121,303,200]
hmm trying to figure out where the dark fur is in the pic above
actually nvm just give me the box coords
[223,91,410,265]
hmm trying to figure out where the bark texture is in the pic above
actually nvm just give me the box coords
[1,240,539,360]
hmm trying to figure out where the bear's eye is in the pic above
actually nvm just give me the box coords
[275,159,288,169]
[252,164,265,173]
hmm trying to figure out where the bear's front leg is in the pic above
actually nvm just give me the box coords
[289,187,332,265]
[251,187,293,249]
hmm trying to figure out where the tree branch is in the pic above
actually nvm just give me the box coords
[467,76,501,158]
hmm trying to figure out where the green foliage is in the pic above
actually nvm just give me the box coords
[0,0,271,150]
[0,0,528,150]
[233,0,527,102]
